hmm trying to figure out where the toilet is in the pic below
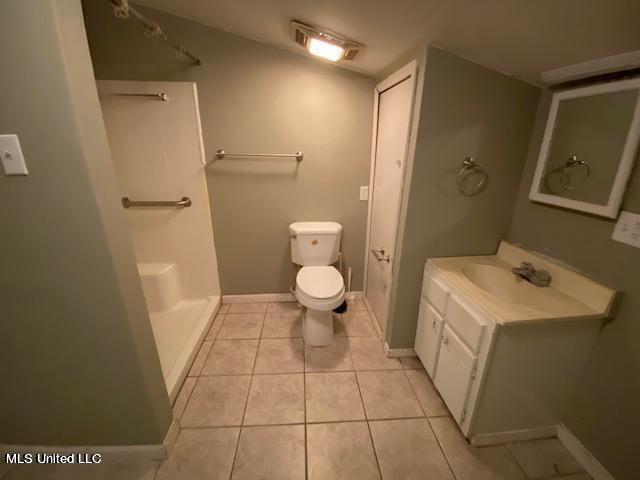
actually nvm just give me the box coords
[289,222,345,346]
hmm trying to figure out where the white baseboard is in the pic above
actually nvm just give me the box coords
[0,421,180,462]
[384,342,417,358]
[557,423,614,480]
[222,293,295,303]
[223,291,363,304]
[470,425,557,446]
[163,420,180,458]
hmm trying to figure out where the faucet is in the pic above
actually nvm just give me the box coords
[511,261,551,287]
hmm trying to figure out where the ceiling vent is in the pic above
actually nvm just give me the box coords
[290,20,364,62]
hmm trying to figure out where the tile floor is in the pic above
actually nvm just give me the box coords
[0,300,592,480]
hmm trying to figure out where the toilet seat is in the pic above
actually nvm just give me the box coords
[295,266,345,311]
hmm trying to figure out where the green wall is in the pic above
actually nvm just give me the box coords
[508,92,640,479]
[0,0,171,445]
[82,1,374,295]
[387,47,540,348]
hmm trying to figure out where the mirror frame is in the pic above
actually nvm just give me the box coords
[529,77,640,218]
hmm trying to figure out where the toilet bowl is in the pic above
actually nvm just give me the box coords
[295,266,345,346]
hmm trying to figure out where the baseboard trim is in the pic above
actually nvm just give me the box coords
[222,293,295,303]
[0,421,180,462]
[470,425,557,446]
[384,343,417,358]
[163,420,180,458]
[557,423,614,480]
[222,291,364,304]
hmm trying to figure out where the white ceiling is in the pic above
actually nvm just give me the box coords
[134,0,640,84]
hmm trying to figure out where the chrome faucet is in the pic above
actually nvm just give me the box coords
[511,262,551,287]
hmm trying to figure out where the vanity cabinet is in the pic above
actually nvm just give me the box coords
[414,244,614,446]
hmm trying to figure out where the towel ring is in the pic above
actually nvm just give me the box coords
[457,157,488,196]
[560,155,591,190]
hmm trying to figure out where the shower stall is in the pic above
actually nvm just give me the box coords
[99,80,220,401]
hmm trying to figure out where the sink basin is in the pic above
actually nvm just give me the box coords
[461,264,553,309]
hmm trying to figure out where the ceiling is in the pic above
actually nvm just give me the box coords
[134,0,640,84]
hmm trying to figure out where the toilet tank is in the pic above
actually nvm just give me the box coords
[290,222,342,266]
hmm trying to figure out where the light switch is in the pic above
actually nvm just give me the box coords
[0,134,28,176]
[612,211,640,248]
[359,185,369,201]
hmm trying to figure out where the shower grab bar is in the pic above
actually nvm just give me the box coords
[213,149,304,161]
[99,92,169,101]
[121,197,192,208]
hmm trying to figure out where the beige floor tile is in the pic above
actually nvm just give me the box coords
[405,368,449,417]
[3,464,84,479]
[305,336,353,372]
[201,339,259,375]
[335,310,377,337]
[228,302,268,314]
[188,340,213,376]
[244,374,305,425]
[205,313,226,340]
[261,311,302,338]
[430,416,526,480]
[267,301,302,312]
[545,474,592,480]
[172,377,196,420]
[217,313,264,340]
[307,422,381,480]
[77,460,159,480]
[506,438,585,479]
[219,304,231,313]
[253,338,304,373]
[180,376,251,427]
[346,297,368,310]
[305,372,365,423]
[232,425,305,480]
[357,370,423,419]
[400,356,424,369]
[369,418,455,480]
[348,337,402,371]
[156,427,239,480]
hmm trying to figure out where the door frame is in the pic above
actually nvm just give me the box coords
[363,60,419,336]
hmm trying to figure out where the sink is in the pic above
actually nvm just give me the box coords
[461,264,555,310]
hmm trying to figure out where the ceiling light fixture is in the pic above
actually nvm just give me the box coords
[291,20,364,62]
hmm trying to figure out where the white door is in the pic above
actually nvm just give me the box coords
[365,65,415,332]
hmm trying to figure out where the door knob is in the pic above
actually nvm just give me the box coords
[370,247,391,263]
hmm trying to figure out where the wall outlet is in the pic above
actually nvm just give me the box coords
[359,185,369,201]
[0,134,28,176]
[612,211,640,248]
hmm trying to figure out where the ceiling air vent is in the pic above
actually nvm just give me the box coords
[290,20,364,62]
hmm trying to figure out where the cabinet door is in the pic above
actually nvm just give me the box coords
[415,297,444,377]
[434,325,477,425]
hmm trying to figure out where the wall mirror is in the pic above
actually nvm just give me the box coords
[529,77,640,218]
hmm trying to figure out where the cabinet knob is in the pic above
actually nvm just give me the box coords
[442,336,448,344]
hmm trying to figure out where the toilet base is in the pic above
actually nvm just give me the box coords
[303,308,334,346]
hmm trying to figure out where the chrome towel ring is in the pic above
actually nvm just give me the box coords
[457,157,488,196]
[560,155,591,190]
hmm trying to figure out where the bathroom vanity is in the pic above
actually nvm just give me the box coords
[415,241,616,445]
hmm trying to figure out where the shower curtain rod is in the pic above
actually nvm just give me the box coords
[108,0,202,66]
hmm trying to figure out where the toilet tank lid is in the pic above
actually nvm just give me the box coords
[289,222,342,235]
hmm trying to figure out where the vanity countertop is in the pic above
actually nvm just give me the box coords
[427,241,616,325]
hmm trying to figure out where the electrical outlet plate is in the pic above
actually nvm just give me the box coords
[359,185,369,201]
[0,134,28,176]
[612,211,640,248]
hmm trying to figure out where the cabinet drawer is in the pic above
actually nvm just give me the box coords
[434,325,477,425]
[415,297,444,377]
[422,270,450,314]
[445,294,486,353]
